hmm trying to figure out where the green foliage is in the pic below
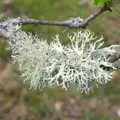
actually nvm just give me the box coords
[0,13,5,20]
[0,39,9,59]
[0,13,9,20]
[92,0,112,6]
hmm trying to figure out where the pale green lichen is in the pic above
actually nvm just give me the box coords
[9,30,114,93]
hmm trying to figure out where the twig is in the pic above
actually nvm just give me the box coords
[83,4,112,26]
[0,5,111,38]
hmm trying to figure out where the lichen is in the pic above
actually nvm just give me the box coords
[9,29,114,93]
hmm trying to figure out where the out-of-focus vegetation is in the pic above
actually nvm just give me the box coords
[0,0,120,120]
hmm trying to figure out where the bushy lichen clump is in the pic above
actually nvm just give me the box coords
[9,30,114,93]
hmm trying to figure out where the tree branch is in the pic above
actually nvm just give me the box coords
[1,5,119,64]
[0,5,111,39]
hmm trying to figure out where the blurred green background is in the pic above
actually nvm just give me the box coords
[0,0,120,120]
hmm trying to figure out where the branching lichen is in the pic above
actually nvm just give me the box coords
[9,30,115,93]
